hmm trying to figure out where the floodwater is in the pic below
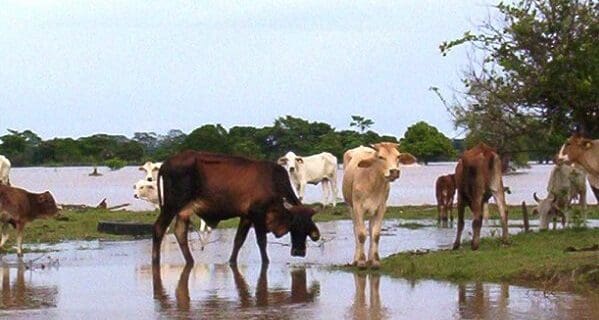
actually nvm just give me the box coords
[2,220,598,319]
[9,163,598,211]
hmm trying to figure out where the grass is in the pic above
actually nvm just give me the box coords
[375,228,599,292]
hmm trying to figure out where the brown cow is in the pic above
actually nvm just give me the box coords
[558,134,599,202]
[0,185,61,257]
[435,174,456,225]
[453,143,508,250]
[153,150,320,266]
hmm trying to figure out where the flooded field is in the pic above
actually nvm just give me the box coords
[2,220,598,319]
[9,163,597,211]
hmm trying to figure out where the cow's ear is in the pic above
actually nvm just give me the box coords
[398,153,417,165]
[296,157,304,164]
[277,157,288,165]
[369,144,379,151]
[266,211,289,237]
[138,166,145,171]
[309,226,320,241]
[357,157,376,168]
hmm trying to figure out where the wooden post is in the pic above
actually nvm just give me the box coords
[521,201,530,232]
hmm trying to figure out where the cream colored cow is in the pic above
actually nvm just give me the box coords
[342,143,416,269]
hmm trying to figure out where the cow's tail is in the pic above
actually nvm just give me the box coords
[157,167,165,209]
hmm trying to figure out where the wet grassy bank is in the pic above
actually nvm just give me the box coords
[378,227,599,293]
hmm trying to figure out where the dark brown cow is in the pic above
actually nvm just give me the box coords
[435,174,456,224]
[453,143,508,250]
[0,185,61,257]
[153,150,320,265]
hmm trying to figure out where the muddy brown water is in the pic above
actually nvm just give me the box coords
[1,220,598,319]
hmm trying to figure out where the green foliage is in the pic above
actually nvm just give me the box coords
[350,115,374,133]
[439,0,598,164]
[400,121,456,164]
[105,158,127,171]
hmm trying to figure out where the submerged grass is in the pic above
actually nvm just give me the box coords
[377,228,599,292]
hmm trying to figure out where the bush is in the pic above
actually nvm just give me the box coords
[105,158,127,171]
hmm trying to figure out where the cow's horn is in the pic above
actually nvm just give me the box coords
[533,192,541,203]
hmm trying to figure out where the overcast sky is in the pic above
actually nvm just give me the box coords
[0,0,498,140]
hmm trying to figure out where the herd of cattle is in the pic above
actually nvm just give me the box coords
[0,134,597,269]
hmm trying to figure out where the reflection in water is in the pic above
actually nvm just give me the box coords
[458,282,510,320]
[0,264,58,310]
[152,264,320,319]
[347,273,388,320]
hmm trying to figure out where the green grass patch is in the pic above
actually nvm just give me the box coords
[376,228,599,292]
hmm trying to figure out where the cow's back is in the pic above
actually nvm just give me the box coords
[342,147,387,209]
[456,144,501,200]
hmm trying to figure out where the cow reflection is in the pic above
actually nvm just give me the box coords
[346,273,387,320]
[458,282,509,319]
[152,264,320,316]
[1,265,58,310]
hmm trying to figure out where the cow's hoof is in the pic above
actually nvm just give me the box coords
[369,260,381,270]
[452,243,460,250]
[356,260,367,269]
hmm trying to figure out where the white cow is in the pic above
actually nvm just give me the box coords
[342,143,416,269]
[139,161,162,182]
[0,155,10,186]
[532,163,587,229]
[277,151,339,206]
[133,173,212,250]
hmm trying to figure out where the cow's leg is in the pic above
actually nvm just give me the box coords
[452,194,466,250]
[15,223,24,257]
[367,205,385,269]
[198,219,212,250]
[253,221,270,265]
[321,179,330,206]
[229,217,252,266]
[174,215,193,265]
[352,204,367,268]
[482,203,489,226]
[0,223,9,248]
[470,196,484,251]
[152,207,177,265]
[491,188,509,243]
[580,188,587,223]
[298,182,306,203]
[330,174,338,207]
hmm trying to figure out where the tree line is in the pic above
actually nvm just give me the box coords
[0,116,464,168]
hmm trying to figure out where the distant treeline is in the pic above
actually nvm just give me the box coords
[1,116,466,168]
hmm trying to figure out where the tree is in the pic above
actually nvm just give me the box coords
[400,122,456,164]
[182,124,230,154]
[439,0,598,163]
[350,115,374,133]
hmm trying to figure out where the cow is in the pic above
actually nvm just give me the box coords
[558,135,599,202]
[342,143,417,269]
[0,155,10,186]
[139,161,162,182]
[453,143,508,250]
[435,174,456,225]
[0,185,61,257]
[133,179,213,249]
[277,151,339,206]
[153,150,320,266]
[532,163,587,229]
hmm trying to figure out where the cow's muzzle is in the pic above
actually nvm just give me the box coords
[387,169,400,181]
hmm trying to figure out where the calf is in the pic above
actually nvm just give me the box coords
[139,161,162,182]
[133,179,213,249]
[0,185,61,256]
[532,163,587,229]
[278,151,339,206]
[435,174,456,225]
[154,151,320,265]
[0,155,10,186]
[342,143,417,269]
[453,143,508,250]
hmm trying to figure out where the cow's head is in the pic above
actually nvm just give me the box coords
[277,151,303,174]
[37,191,61,217]
[558,135,593,164]
[139,161,162,182]
[133,179,158,203]
[532,192,561,230]
[268,204,320,257]
[357,143,417,181]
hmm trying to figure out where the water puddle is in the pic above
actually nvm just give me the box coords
[1,220,597,319]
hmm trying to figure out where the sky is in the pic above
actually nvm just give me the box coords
[0,0,498,140]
